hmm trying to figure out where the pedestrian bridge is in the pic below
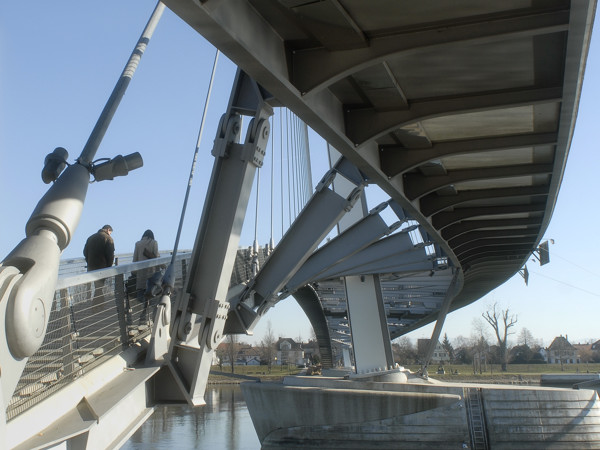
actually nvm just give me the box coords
[6,230,446,423]
[1,1,596,448]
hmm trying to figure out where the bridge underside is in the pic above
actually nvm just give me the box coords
[163,0,595,327]
[2,2,597,448]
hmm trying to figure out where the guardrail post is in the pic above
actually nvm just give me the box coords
[114,274,129,347]
[59,288,77,379]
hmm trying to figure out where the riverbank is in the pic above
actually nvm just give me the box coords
[209,367,303,384]
[210,363,600,385]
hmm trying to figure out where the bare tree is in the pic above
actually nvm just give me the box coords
[260,320,277,373]
[518,327,535,347]
[482,303,517,371]
[472,318,491,341]
[393,336,417,364]
[215,344,226,371]
[226,333,240,374]
[472,335,489,374]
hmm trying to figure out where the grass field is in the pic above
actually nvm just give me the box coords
[404,363,600,384]
[209,364,302,382]
[210,363,600,383]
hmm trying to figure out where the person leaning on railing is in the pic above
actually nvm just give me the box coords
[83,224,115,311]
[132,229,159,324]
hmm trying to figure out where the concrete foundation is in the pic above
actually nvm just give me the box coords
[241,372,600,449]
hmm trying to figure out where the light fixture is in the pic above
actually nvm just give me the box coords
[41,147,69,184]
[93,152,143,181]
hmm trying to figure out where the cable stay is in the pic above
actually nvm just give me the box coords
[144,48,220,362]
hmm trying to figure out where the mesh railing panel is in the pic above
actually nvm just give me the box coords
[7,254,190,420]
[7,246,269,420]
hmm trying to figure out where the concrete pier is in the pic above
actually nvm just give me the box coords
[241,373,600,449]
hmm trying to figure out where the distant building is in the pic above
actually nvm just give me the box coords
[243,356,261,366]
[417,339,450,364]
[546,335,580,364]
[215,343,261,366]
[572,343,591,355]
[276,338,305,366]
[237,344,261,365]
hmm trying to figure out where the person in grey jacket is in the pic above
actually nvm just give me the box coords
[132,229,160,323]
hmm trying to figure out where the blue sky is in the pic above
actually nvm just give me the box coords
[1,2,599,347]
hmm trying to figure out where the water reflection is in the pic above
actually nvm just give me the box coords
[123,385,260,449]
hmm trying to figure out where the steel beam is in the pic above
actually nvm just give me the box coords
[225,166,364,334]
[441,217,542,241]
[312,230,419,280]
[167,70,272,406]
[404,163,553,200]
[291,8,569,94]
[379,132,558,178]
[346,86,562,145]
[432,203,546,230]
[283,203,397,294]
[421,270,461,377]
[448,228,540,248]
[420,185,549,217]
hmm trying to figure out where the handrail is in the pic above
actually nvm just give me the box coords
[7,254,190,420]
[55,253,190,289]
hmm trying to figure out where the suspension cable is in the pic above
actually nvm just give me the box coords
[293,114,299,216]
[170,49,219,264]
[286,109,292,226]
[269,114,275,252]
[296,115,304,208]
[254,167,261,246]
[280,108,284,238]
[304,121,313,201]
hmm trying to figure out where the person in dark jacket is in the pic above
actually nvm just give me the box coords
[83,225,115,310]
[83,225,115,270]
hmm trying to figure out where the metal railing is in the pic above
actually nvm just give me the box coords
[7,246,273,420]
[7,253,191,420]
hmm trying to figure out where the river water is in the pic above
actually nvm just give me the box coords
[122,385,261,449]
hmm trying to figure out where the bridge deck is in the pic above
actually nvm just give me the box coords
[163,0,596,322]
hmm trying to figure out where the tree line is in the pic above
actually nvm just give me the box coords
[393,302,600,372]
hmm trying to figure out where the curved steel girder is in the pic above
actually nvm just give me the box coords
[404,163,553,200]
[312,230,418,280]
[463,266,523,283]
[460,250,532,273]
[291,8,569,94]
[458,244,533,262]
[454,237,537,257]
[465,268,521,286]
[163,0,594,330]
[284,0,367,52]
[441,217,542,241]
[463,258,523,272]
[327,260,434,280]
[420,185,549,217]
[346,86,562,145]
[292,285,334,369]
[285,207,393,293]
[432,204,546,230]
[380,132,557,178]
[462,266,522,284]
[448,228,540,248]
